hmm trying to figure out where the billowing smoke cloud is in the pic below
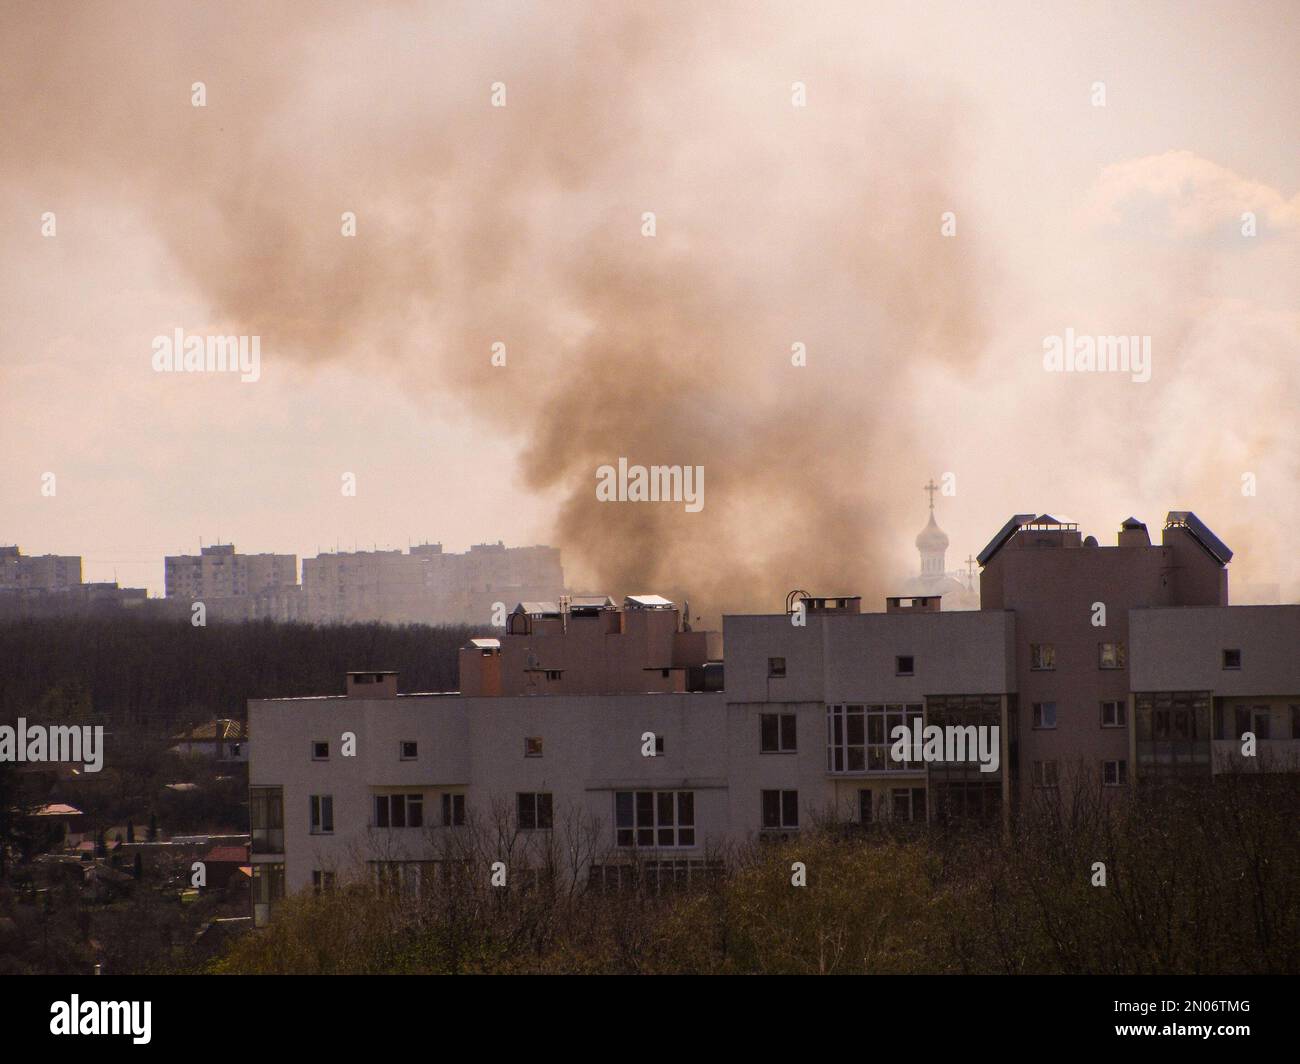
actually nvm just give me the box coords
[1,1,991,615]
[5,4,1295,612]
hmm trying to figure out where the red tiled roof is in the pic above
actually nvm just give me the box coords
[205,845,249,864]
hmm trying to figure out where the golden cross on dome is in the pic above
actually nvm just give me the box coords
[923,478,940,512]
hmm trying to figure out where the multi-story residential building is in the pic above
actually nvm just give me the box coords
[0,546,149,617]
[978,511,1231,798]
[247,511,1300,923]
[165,545,301,622]
[0,545,82,590]
[301,542,563,626]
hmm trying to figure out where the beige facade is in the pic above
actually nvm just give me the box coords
[302,542,564,626]
[0,545,82,590]
[165,545,300,621]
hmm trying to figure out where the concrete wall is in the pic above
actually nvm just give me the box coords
[1130,605,1300,695]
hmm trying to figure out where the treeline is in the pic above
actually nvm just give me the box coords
[217,775,1299,975]
[0,616,484,733]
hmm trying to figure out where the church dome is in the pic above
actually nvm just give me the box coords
[915,512,949,552]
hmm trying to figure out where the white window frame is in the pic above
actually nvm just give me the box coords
[309,794,334,834]
[516,792,553,831]
[761,789,799,830]
[374,793,424,829]
[760,712,797,754]
[615,790,695,849]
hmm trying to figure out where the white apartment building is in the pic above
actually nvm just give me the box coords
[248,593,1017,922]
[248,513,1300,924]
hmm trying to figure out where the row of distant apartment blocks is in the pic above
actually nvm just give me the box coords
[247,510,1300,920]
[164,542,564,626]
[0,545,148,614]
[0,541,565,627]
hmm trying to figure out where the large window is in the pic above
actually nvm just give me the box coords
[1136,691,1211,780]
[252,862,284,926]
[826,703,923,773]
[441,792,466,827]
[1100,700,1126,728]
[374,793,423,828]
[615,790,695,848]
[516,792,553,831]
[309,794,334,834]
[250,787,284,854]
[761,789,799,829]
[760,713,797,753]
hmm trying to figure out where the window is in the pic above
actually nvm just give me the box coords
[311,740,329,761]
[544,670,562,681]
[1032,701,1057,729]
[1222,648,1241,670]
[1031,760,1059,788]
[615,790,695,848]
[250,787,284,854]
[1030,643,1055,671]
[1102,760,1128,786]
[1251,706,1271,740]
[760,712,797,753]
[826,703,923,773]
[516,792,553,831]
[309,794,334,834]
[767,657,787,678]
[1098,642,1126,669]
[761,789,799,829]
[895,655,914,676]
[441,792,465,826]
[252,862,285,927]
[399,740,418,760]
[858,789,874,824]
[1101,700,1127,728]
[649,734,666,755]
[312,870,335,894]
[374,793,423,828]
[524,736,543,758]
[891,787,926,822]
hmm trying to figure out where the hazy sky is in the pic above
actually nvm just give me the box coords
[2,1,1297,610]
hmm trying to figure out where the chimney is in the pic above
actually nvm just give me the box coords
[886,595,941,614]
[1117,517,1150,548]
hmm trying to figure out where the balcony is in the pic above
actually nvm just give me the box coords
[1211,739,1300,775]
